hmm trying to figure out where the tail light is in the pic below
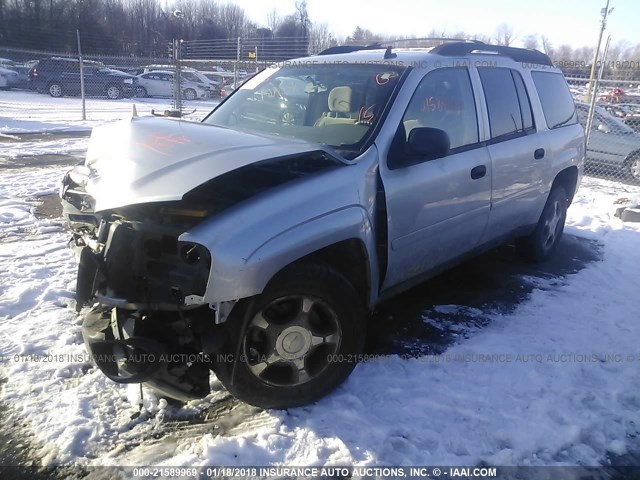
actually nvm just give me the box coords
[31,68,39,79]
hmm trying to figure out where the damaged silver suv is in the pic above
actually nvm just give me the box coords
[61,42,584,409]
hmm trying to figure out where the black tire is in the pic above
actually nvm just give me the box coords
[105,84,122,100]
[183,88,197,100]
[48,82,63,98]
[516,186,568,263]
[626,154,640,183]
[212,264,366,409]
[134,86,148,98]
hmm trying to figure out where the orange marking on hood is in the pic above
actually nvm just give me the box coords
[137,133,192,156]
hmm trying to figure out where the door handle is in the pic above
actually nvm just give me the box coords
[470,165,487,180]
[534,148,545,159]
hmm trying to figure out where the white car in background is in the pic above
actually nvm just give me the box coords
[0,65,19,89]
[141,65,219,93]
[180,70,219,92]
[131,71,210,100]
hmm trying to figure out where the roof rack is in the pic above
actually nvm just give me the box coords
[430,42,553,66]
[318,38,481,56]
[318,43,385,56]
[386,37,483,46]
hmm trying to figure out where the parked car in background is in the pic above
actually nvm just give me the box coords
[131,71,210,100]
[600,103,640,132]
[28,57,135,99]
[599,87,626,103]
[61,42,585,409]
[138,65,219,95]
[180,70,219,93]
[218,81,236,98]
[616,103,640,114]
[234,75,308,125]
[0,65,19,89]
[8,64,31,89]
[203,70,235,85]
[576,103,640,181]
[601,104,635,119]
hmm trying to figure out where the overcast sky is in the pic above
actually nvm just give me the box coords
[224,0,639,50]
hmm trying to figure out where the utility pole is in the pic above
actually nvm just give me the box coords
[586,35,611,146]
[584,0,614,103]
[77,30,86,121]
[235,37,240,87]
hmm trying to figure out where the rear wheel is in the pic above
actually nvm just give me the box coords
[183,88,197,100]
[134,86,147,98]
[516,186,568,263]
[280,111,297,125]
[48,82,63,98]
[106,84,122,100]
[212,264,366,409]
[627,154,640,183]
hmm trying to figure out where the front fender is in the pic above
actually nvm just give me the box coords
[206,206,376,303]
[179,149,380,304]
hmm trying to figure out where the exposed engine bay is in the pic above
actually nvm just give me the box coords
[61,117,342,401]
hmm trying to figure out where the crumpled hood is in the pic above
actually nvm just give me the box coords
[85,116,320,211]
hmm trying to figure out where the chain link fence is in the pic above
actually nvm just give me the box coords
[565,71,640,184]
[2,41,640,185]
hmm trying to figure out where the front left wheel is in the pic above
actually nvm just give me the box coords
[212,264,366,409]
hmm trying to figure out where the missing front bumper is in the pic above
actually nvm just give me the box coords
[82,307,211,401]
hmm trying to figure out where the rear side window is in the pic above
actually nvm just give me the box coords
[531,72,577,129]
[478,68,524,139]
[512,71,534,130]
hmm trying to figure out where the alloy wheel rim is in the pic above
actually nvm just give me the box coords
[107,86,120,99]
[243,295,341,387]
[281,112,296,125]
[630,158,640,180]
[542,199,563,249]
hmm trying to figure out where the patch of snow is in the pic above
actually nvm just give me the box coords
[0,91,217,134]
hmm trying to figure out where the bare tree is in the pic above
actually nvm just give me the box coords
[540,35,554,56]
[553,44,572,62]
[346,26,380,45]
[220,3,246,39]
[309,22,332,54]
[295,0,310,38]
[523,34,539,50]
[266,8,281,34]
[494,23,517,46]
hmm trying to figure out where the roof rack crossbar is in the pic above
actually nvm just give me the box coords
[317,43,384,56]
[385,37,485,45]
[430,42,553,66]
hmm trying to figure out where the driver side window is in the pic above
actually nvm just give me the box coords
[402,68,479,150]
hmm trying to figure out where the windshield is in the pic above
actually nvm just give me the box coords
[182,72,198,82]
[203,63,406,152]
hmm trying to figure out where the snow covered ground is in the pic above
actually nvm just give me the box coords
[0,90,214,134]
[1,93,640,476]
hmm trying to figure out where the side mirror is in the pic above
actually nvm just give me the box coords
[597,123,611,134]
[406,127,451,160]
